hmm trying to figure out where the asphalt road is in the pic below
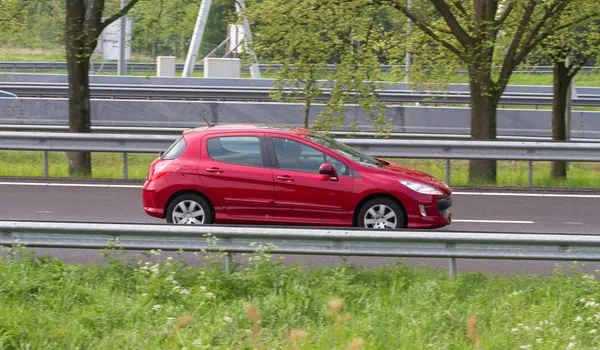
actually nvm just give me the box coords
[2,179,600,274]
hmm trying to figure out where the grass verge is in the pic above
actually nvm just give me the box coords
[1,150,599,189]
[0,246,598,349]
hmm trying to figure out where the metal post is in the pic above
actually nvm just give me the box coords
[118,0,127,76]
[528,160,533,187]
[445,159,451,185]
[182,0,213,77]
[122,152,128,179]
[449,258,456,280]
[405,0,412,83]
[43,151,48,177]
[235,0,261,79]
[225,252,233,275]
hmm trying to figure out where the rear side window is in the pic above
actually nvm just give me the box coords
[161,137,187,160]
[206,136,264,167]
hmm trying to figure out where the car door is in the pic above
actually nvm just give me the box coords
[199,133,275,221]
[267,136,355,226]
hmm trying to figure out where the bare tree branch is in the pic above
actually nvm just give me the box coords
[430,0,473,48]
[99,0,141,32]
[495,0,515,26]
[386,2,465,60]
[495,0,537,93]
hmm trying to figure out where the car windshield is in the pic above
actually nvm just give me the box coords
[306,134,385,167]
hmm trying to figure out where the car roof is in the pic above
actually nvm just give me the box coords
[183,124,312,137]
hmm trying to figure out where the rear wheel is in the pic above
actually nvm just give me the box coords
[166,194,213,225]
[357,197,406,229]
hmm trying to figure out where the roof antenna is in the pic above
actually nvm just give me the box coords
[189,102,213,127]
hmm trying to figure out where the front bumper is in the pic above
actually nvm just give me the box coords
[408,195,452,229]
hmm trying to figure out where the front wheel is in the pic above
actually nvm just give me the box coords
[166,194,213,225]
[356,198,406,229]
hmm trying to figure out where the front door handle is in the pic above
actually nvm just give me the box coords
[206,167,223,173]
[276,175,294,181]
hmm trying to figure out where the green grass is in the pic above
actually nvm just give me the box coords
[0,246,599,349]
[1,150,599,189]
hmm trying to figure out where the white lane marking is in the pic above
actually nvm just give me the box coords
[0,181,142,188]
[454,192,600,198]
[453,219,535,224]
[35,210,53,214]
[564,222,583,225]
[0,182,598,198]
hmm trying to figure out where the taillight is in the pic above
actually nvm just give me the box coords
[148,160,181,181]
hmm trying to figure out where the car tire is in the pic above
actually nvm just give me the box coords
[356,197,406,229]
[166,193,213,225]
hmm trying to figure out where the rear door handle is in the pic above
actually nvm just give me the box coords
[277,175,294,181]
[206,167,223,173]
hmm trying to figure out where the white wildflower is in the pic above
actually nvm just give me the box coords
[591,329,598,334]
[173,286,181,291]
[224,316,233,323]
[535,327,542,331]
[523,326,531,331]
[519,345,531,349]
[200,286,207,292]
[575,316,584,322]
[193,340,202,346]
[167,317,175,321]
[152,304,161,311]
[570,336,576,340]
[180,289,191,295]
[512,328,520,333]
[567,342,576,349]
[142,293,148,297]
[536,339,543,343]
[205,292,215,298]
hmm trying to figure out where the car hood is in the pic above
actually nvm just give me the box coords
[367,159,452,194]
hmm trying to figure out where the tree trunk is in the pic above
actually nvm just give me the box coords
[65,0,92,176]
[468,74,498,185]
[551,60,570,179]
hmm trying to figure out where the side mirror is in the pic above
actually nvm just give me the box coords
[319,163,338,181]
[159,151,165,158]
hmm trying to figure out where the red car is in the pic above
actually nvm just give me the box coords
[142,124,452,229]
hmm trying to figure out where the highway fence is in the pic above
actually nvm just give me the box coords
[2,131,600,185]
[1,220,600,278]
[1,61,599,75]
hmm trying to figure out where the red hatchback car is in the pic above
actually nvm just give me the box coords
[142,124,452,229]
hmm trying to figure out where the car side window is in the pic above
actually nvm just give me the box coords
[272,137,349,175]
[206,136,264,167]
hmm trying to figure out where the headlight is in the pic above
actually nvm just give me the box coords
[399,180,443,195]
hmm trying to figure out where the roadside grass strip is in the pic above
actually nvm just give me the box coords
[2,150,600,189]
[0,246,599,349]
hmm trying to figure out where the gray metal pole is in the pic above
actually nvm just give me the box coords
[405,0,412,83]
[118,0,127,76]
[235,0,261,79]
[182,0,213,78]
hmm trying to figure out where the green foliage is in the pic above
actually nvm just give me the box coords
[0,0,29,36]
[1,247,600,348]
[247,0,396,135]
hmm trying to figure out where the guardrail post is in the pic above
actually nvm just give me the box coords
[225,252,233,275]
[445,159,451,185]
[528,161,533,187]
[122,152,128,179]
[449,258,457,280]
[43,151,48,177]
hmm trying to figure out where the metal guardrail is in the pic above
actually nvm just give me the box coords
[1,82,600,106]
[1,131,600,185]
[1,61,599,74]
[1,220,600,277]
